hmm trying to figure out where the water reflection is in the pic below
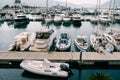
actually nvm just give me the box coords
[22,70,68,80]
[0,21,4,26]
[6,21,14,26]
[63,22,71,27]
[72,22,82,27]
[14,22,29,29]
[54,22,62,27]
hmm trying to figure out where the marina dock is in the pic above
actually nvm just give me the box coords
[0,52,120,65]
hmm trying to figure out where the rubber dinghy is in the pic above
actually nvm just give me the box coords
[56,33,71,51]
[20,59,72,77]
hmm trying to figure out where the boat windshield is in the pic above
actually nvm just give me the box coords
[36,32,50,39]
[60,39,67,44]
[17,15,26,19]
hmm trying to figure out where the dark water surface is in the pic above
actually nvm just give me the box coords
[0,68,120,80]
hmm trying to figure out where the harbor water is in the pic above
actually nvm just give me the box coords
[0,21,120,80]
[0,21,120,51]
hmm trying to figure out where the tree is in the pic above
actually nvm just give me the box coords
[88,72,112,80]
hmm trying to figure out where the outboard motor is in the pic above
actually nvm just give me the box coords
[60,64,73,76]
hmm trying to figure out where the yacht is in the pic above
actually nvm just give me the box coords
[14,14,29,27]
[90,17,98,24]
[63,16,71,23]
[99,15,111,25]
[45,15,53,23]
[54,14,62,23]
[90,32,114,53]
[28,13,43,21]
[74,35,89,50]
[104,28,120,51]
[29,28,55,51]
[9,32,34,51]
[56,33,71,51]
[72,14,81,24]
[115,16,120,23]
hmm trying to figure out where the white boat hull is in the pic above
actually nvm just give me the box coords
[74,39,88,50]
[20,60,69,77]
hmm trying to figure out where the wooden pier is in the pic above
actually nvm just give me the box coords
[0,52,120,65]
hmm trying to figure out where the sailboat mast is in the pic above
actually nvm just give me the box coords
[95,0,98,18]
[98,0,101,24]
[110,0,115,31]
[66,0,67,8]
[112,0,115,24]
[46,0,48,11]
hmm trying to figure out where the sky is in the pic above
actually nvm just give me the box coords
[55,0,109,5]
[0,0,109,8]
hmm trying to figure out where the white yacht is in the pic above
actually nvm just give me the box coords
[28,13,43,21]
[63,16,71,23]
[104,28,120,51]
[90,17,98,24]
[45,15,53,23]
[20,59,72,77]
[56,33,71,51]
[14,14,29,27]
[72,14,81,24]
[29,28,55,51]
[54,14,62,23]
[90,32,114,53]
[74,35,89,50]
[99,15,111,25]
[9,32,34,51]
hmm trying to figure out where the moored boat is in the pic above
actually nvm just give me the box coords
[54,14,62,23]
[72,14,81,24]
[56,33,71,51]
[14,14,29,27]
[9,32,34,51]
[20,59,72,77]
[63,16,71,23]
[29,28,55,51]
[90,32,114,53]
[74,34,89,50]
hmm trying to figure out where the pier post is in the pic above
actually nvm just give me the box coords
[80,50,84,64]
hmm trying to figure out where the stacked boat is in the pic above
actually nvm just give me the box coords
[20,59,72,77]
[56,33,71,51]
